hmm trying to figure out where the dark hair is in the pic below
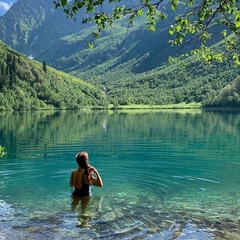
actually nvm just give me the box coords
[76,152,92,182]
[76,152,89,168]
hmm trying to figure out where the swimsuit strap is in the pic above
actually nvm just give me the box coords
[82,172,89,188]
[82,172,85,184]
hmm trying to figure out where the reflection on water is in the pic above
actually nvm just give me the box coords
[0,110,240,239]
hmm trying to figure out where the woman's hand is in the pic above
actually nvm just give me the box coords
[89,166,103,187]
[90,166,98,174]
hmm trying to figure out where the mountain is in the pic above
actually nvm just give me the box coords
[0,0,195,69]
[0,0,226,72]
[0,0,239,107]
[0,0,16,16]
[0,40,106,110]
[0,0,56,53]
[0,0,98,55]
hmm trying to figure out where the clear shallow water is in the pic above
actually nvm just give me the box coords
[0,110,240,239]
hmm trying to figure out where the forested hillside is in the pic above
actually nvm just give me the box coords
[0,41,106,110]
[87,40,240,106]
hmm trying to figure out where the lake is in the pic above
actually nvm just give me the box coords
[0,109,240,239]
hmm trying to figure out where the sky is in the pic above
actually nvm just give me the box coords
[0,0,16,16]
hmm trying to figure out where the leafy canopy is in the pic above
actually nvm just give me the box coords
[53,0,240,64]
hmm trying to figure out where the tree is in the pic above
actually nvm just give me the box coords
[234,75,240,93]
[53,0,240,64]
[42,60,47,73]
[203,75,240,107]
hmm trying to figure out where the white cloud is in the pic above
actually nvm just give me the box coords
[0,1,12,11]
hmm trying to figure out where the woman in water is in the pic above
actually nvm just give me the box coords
[69,151,103,215]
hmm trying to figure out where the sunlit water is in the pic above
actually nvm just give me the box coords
[0,110,240,239]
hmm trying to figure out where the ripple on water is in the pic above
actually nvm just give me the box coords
[1,183,240,239]
[1,111,240,239]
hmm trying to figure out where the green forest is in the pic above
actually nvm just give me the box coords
[73,37,240,108]
[100,61,240,107]
[0,41,107,110]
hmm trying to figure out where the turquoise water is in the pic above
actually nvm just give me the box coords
[0,110,240,239]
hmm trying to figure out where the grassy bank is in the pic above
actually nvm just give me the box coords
[106,102,202,110]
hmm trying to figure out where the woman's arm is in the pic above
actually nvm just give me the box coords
[90,167,103,187]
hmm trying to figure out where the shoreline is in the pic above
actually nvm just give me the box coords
[2,102,240,111]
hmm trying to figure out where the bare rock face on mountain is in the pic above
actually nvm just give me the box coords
[0,0,52,52]
[0,0,91,57]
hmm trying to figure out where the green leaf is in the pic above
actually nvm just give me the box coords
[170,0,178,11]
[236,21,240,28]
[186,0,194,7]
[138,9,144,16]
[169,29,175,35]
[61,0,67,7]
[176,24,181,32]
[160,13,167,20]
[222,30,227,37]
[235,12,240,22]
[88,42,94,48]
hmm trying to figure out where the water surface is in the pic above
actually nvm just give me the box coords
[0,110,240,239]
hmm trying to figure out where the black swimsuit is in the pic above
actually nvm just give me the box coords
[72,173,91,198]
